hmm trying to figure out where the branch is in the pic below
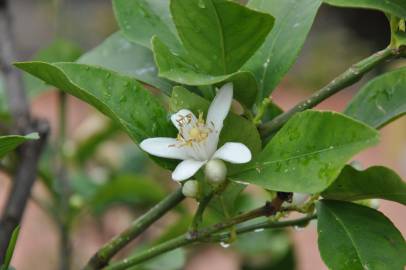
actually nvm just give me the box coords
[0,0,50,262]
[104,192,292,270]
[83,188,185,270]
[259,47,401,139]
[212,214,317,242]
[0,0,29,129]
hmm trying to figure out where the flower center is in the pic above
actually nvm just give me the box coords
[176,112,213,147]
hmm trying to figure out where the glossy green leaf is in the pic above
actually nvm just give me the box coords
[170,86,261,174]
[262,102,284,123]
[322,165,406,205]
[0,133,39,159]
[345,67,406,128]
[16,61,177,168]
[153,37,258,107]
[113,0,181,50]
[89,175,166,214]
[231,110,379,193]
[78,32,173,94]
[244,0,322,100]
[323,0,406,18]
[24,39,82,97]
[0,226,20,270]
[317,200,406,270]
[170,0,274,75]
[16,62,175,142]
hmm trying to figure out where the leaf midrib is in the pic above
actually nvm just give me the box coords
[327,192,406,202]
[237,138,377,174]
[208,0,227,74]
[323,205,365,268]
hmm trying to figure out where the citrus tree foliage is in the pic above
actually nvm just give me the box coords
[11,0,406,269]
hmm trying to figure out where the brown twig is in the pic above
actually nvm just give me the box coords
[0,0,49,262]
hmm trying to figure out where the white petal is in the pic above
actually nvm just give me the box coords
[207,83,233,132]
[171,109,196,130]
[172,159,206,181]
[140,138,188,160]
[212,142,251,164]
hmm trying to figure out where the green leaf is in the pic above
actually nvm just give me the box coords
[322,0,406,18]
[113,0,181,51]
[15,61,177,168]
[78,32,173,95]
[316,200,406,270]
[262,102,283,123]
[170,86,261,174]
[153,37,258,108]
[1,226,20,270]
[244,0,322,100]
[0,133,39,159]
[322,165,406,205]
[231,110,379,193]
[24,39,82,98]
[89,174,166,214]
[170,0,274,75]
[16,62,175,142]
[209,182,246,218]
[345,67,406,128]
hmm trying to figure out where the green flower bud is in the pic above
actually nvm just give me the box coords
[204,159,227,184]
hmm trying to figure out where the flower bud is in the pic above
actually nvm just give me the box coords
[182,180,199,198]
[204,159,227,184]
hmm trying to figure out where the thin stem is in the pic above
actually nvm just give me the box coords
[105,195,289,270]
[213,214,317,242]
[105,212,313,270]
[83,188,185,270]
[191,192,214,231]
[259,47,401,139]
[253,97,271,125]
[56,91,72,270]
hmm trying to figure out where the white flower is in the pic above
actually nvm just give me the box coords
[140,83,252,181]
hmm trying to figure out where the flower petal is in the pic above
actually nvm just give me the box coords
[212,142,251,164]
[140,138,188,160]
[207,83,233,132]
[172,159,206,181]
[171,109,197,131]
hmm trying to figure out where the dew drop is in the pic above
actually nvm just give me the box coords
[198,0,206,8]
[293,225,305,231]
[220,242,230,248]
